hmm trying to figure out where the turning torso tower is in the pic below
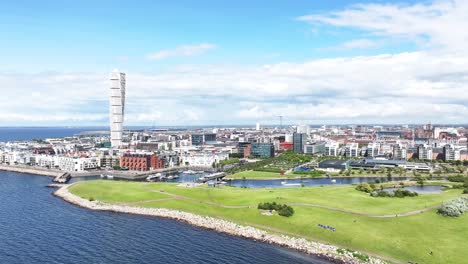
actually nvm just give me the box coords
[109,69,126,148]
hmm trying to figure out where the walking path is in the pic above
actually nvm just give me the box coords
[128,184,439,218]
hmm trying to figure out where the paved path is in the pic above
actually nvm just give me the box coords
[126,184,440,218]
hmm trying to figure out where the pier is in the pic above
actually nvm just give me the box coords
[197,172,226,183]
[53,172,71,183]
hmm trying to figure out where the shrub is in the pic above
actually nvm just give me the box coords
[463,188,468,194]
[258,202,294,217]
[447,175,467,183]
[355,183,375,193]
[89,197,95,201]
[437,197,468,217]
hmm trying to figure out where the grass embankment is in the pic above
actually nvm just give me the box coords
[69,180,468,264]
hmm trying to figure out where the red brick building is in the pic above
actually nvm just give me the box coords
[120,154,163,171]
[279,142,293,151]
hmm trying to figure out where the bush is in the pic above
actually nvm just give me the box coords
[292,170,325,177]
[463,188,468,194]
[437,197,468,217]
[355,183,375,193]
[258,202,294,217]
[447,175,467,183]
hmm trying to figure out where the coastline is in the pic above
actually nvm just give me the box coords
[0,164,62,177]
[54,184,386,264]
[225,175,414,181]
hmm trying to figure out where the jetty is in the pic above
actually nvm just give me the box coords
[197,172,226,183]
[53,172,71,183]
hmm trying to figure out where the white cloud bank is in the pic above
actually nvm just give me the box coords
[1,0,467,126]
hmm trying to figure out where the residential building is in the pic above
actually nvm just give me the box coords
[345,143,359,157]
[120,154,163,171]
[109,69,126,147]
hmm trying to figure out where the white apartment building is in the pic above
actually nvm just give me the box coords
[325,142,339,156]
[418,145,433,160]
[180,152,229,167]
[345,143,359,157]
[393,144,408,160]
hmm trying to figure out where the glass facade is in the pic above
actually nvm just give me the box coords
[251,143,274,158]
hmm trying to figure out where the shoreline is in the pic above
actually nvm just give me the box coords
[54,184,386,264]
[0,164,62,177]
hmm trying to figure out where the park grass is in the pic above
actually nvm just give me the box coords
[69,180,468,264]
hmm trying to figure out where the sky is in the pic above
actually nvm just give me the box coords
[1,0,468,126]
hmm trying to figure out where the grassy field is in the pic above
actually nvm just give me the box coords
[69,180,468,264]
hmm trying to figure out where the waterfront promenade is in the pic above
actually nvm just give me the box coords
[0,164,63,177]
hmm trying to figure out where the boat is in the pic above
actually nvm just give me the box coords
[106,175,114,179]
[146,173,162,182]
[331,179,337,183]
[167,176,174,180]
[183,170,196,174]
[172,175,179,179]
[281,181,301,186]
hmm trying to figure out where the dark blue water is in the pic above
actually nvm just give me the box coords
[0,127,108,141]
[228,177,410,188]
[0,171,330,264]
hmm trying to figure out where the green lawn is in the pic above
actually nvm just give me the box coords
[69,180,468,264]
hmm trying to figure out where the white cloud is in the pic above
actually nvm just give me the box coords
[1,49,467,125]
[145,43,217,60]
[297,0,468,52]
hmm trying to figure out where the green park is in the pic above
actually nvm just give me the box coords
[69,178,468,264]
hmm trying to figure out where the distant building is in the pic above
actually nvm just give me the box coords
[120,154,163,171]
[238,142,251,158]
[191,133,216,146]
[366,143,380,158]
[418,145,433,160]
[109,69,126,148]
[345,143,359,157]
[256,122,261,131]
[279,142,293,151]
[250,143,274,158]
[392,144,407,160]
[317,159,348,172]
[444,145,461,161]
[325,142,339,156]
[293,133,307,153]
[304,142,326,155]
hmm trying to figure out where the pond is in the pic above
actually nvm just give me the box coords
[226,177,410,188]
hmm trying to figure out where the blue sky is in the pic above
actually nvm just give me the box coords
[1,0,467,126]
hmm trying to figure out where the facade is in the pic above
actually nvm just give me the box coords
[366,143,380,158]
[293,133,307,153]
[393,144,408,160]
[250,143,274,158]
[120,154,163,171]
[345,143,359,157]
[191,133,216,146]
[109,69,126,148]
[418,145,433,160]
[304,142,326,155]
[444,145,461,161]
[180,152,228,167]
[325,142,339,156]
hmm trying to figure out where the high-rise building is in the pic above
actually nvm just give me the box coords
[109,69,126,148]
[293,132,307,153]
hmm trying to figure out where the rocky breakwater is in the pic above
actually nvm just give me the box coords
[54,185,386,264]
[0,164,62,177]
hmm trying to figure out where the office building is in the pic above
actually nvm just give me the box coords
[250,143,274,158]
[293,133,307,153]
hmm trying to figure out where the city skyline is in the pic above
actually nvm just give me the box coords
[1,0,468,126]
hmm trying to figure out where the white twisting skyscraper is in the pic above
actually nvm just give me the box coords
[109,69,126,147]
